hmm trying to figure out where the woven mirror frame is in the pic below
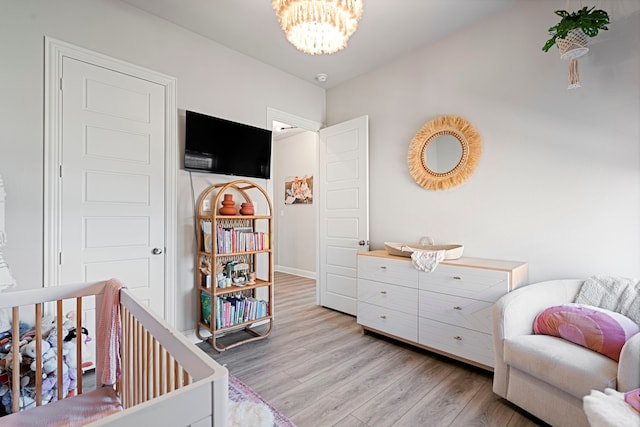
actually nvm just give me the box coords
[408,115,482,191]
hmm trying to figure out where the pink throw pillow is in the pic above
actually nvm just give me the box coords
[533,303,640,361]
[626,388,640,413]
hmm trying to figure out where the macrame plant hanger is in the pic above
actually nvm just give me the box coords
[557,0,589,89]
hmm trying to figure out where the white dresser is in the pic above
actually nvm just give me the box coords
[357,250,527,370]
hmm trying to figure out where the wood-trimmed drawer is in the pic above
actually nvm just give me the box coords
[357,302,418,342]
[419,265,508,302]
[358,279,418,316]
[418,317,494,368]
[418,290,492,334]
[357,255,418,288]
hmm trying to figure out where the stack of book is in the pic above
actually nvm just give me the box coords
[215,295,268,328]
[200,292,268,328]
[216,224,269,253]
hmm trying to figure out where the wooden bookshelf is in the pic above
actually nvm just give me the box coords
[195,180,273,351]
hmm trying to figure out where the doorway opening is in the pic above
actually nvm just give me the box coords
[271,120,318,279]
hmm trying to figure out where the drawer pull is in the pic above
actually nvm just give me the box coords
[452,276,462,280]
[380,290,387,295]
[453,336,462,341]
[379,266,388,270]
[380,315,387,319]
[453,306,462,310]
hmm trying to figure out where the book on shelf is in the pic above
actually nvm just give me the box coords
[201,291,212,326]
[201,220,212,251]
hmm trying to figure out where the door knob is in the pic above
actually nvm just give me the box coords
[358,240,367,246]
[152,248,164,255]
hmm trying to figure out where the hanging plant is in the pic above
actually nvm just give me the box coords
[542,6,610,52]
[542,6,610,89]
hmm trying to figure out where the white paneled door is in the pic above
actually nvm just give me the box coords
[60,57,166,316]
[318,116,369,315]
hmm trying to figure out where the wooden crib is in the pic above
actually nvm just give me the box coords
[0,280,228,426]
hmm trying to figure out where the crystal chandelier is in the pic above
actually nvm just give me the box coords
[272,0,363,55]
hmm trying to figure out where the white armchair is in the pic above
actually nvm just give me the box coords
[492,279,640,427]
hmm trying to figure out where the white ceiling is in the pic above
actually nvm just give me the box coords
[119,0,520,88]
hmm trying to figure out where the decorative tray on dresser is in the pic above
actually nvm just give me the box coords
[357,250,528,371]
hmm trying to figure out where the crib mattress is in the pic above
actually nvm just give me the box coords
[0,386,123,426]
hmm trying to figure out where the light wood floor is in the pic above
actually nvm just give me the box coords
[199,272,547,427]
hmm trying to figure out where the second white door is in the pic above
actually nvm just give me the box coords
[318,116,369,315]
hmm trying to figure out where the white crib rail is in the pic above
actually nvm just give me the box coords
[0,282,228,426]
[1,281,105,412]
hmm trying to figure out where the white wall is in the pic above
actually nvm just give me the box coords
[327,0,640,283]
[273,131,318,278]
[3,0,638,335]
[0,0,325,333]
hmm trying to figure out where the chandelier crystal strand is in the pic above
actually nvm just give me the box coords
[273,0,363,55]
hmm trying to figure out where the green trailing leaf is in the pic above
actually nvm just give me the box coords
[542,6,610,52]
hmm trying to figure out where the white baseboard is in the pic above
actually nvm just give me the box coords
[182,329,204,344]
[275,265,316,279]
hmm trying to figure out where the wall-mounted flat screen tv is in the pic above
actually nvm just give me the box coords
[184,110,272,179]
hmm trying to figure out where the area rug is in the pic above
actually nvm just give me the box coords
[228,374,296,427]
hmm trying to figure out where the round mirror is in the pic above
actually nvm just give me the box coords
[408,115,482,191]
[424,134,463,174]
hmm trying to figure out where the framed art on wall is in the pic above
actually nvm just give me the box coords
[284,175,313,204]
